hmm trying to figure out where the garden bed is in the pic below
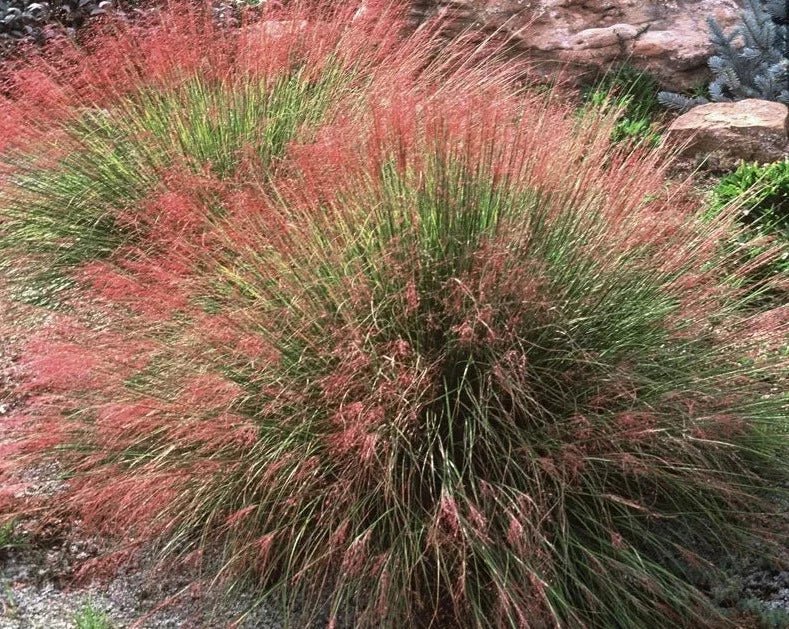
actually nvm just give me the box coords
[1,2,788,628]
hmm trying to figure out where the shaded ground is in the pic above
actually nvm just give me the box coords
[1,530,286,628]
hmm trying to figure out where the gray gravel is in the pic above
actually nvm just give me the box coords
[1,572,286,628]
[0,463,285,628]
[741,569,789,613]
[0,508,290,629]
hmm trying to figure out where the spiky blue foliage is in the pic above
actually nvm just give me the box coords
[659,0,789,111]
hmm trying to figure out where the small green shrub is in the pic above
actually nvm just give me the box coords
[713,160,789,236]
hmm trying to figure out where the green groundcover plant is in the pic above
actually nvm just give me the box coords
[1,2,788,628]
[710,160,789,296]
[713,159,789,237]
[580,64,665,146]
[74,600,113,629]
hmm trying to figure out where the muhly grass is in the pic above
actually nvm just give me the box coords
[8,102,789,627]
[0,2,415,304]
[1,3,788,629]
[0,69,343,303]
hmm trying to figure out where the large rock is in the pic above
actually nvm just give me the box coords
[664,99,789,163]
[364,0,744,91]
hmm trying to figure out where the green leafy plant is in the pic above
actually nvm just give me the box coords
[580,65,664,145]
[713,160,789,235]
[710,160,789,289]
[0,520,25,551]
[74,600,113,629]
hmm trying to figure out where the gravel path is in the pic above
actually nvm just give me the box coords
[0,464,287,628]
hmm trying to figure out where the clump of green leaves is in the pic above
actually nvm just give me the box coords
[580,65,664,145]
[713,160,789,236]
[711,160,789,286]
[0,520,25,552]
[74,601,113,629]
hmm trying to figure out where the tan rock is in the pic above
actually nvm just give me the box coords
[665,100,789,163]
[363,0,743,90]
[569,24,639,50]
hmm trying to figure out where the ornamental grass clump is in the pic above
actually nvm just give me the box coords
[2,4,789,629]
